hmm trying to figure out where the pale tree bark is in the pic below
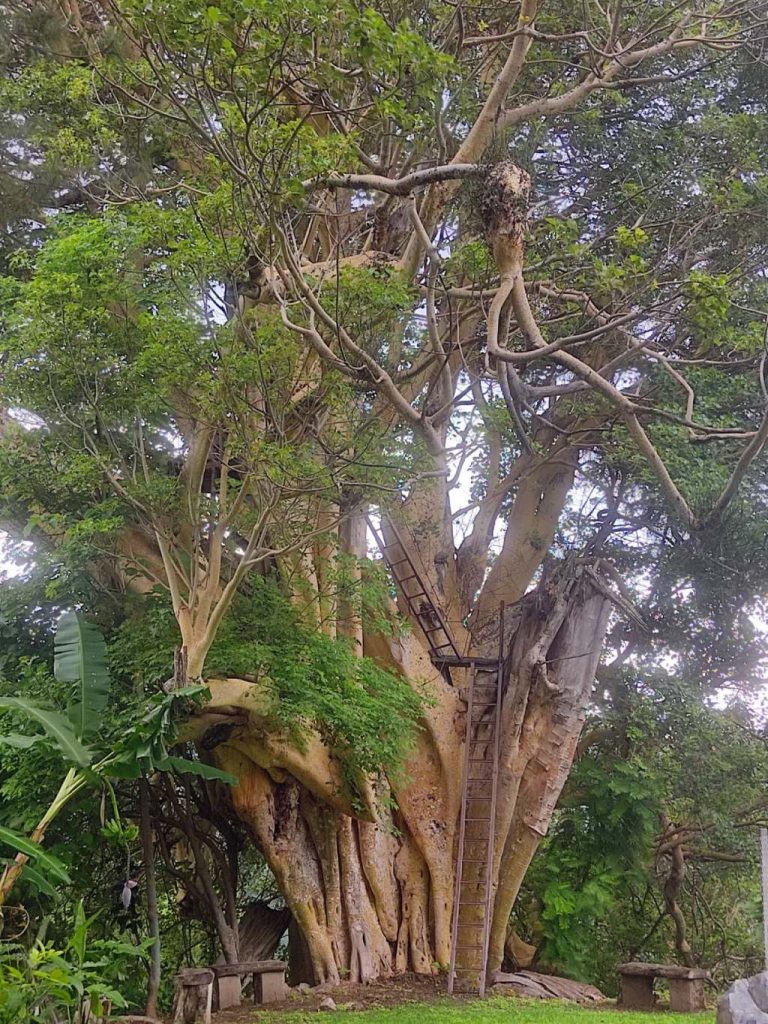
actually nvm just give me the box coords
[181,534,613,983]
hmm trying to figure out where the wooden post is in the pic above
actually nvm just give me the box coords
[761,827,768,971]
[172,968,214,1024]
[447,667,474,995]
[478,602,504,999]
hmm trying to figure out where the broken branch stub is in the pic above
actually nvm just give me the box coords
[480,162,531,271]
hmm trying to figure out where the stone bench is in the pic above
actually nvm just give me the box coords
[212,960,287,1009]
[618,962,710,1013]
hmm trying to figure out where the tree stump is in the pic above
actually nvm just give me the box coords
[171,968,213,1024]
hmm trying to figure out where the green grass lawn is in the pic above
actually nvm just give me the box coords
[255,997,712,1023]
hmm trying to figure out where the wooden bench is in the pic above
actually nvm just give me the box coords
[618,962,710,1012]
[212,960,287,1009]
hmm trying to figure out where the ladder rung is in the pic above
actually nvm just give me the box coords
[461,858,489,864]
[458,900,490,906]
[464,818,492,822]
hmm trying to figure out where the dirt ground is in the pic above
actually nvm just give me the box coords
[213,974,481,1021]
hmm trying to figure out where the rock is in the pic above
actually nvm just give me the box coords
[295,982,311,994]
[114,1018,162,1024]
[750,973,768,1013]
[319,996,338,1011]
[491,970,605,1004]
[718,974,768,1023]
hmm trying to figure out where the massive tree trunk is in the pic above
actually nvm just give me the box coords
[194,555,611,984]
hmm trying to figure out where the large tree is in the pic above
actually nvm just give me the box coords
[2,0,768,987]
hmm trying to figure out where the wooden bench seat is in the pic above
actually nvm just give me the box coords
[618,962,710,1013]
[211,960,287,1009]
[172,960,287,1021]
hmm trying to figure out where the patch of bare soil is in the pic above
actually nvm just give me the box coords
[213,973,475,1020]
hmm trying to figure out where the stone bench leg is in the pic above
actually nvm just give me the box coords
[254,970,286,1004]
[621,975,656,1010]
[669,977,706,1012]
[215,975,242,1010]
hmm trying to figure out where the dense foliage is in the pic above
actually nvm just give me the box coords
[520,675,768,992]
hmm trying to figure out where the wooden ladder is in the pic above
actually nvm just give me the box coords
[366,511,504,995]
[365,514,461,672]
[448,615,504,997]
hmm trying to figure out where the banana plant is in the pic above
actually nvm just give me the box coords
[0,611,234,906]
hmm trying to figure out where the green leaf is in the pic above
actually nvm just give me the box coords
[54,611,110,740]
[0,825,71,883]
[0,697,92,766]
[68,900,89,965]
[156,755,238,784]
[11,861,58,897]
[0,733,44,749]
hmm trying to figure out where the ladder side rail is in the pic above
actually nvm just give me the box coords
[479,604,505,997]
[379,515,462,660]
[366,514,432,638]
[364,515,391,564]
[448,668,475,994]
